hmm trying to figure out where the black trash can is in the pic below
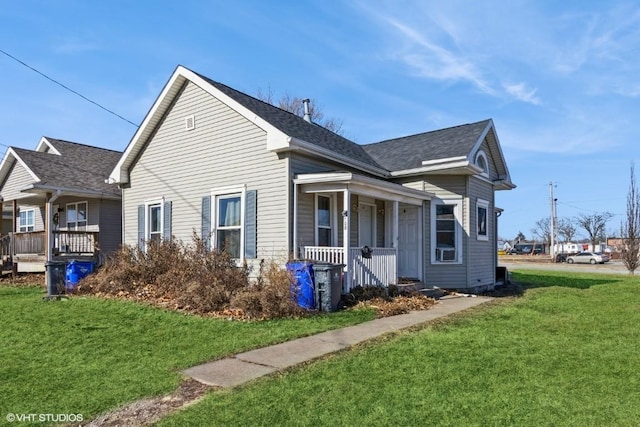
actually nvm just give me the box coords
[313,263,344,312]
[45,261,67,297]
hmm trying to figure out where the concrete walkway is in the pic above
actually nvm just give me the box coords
[184,294,492,388]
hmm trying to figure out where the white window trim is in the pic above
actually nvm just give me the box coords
[66,201,88,230]
[211,185,246,262]
[315,194,337,246]
[430,198,463,264]
[19,208,35,232]
[476,198,489,241]
[475,150,489,177]
[144,200,164,246]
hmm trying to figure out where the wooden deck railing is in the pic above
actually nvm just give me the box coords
[10,230,99,256]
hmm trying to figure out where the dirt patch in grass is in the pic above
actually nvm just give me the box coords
[81,379,212,427]
[0,272,44,287]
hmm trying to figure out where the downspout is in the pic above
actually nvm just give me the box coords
[45,190,62,297]
[46,190,62,262]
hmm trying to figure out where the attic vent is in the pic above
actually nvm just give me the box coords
[185,115,196,131]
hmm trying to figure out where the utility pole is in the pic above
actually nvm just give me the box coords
[549,182,555,261]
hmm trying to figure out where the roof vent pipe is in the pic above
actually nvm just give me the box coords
[302,98,311,123]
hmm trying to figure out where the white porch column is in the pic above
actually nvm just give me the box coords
[343,189,351,290]
[392,200,399,278]
[392,201,399,249]
[293,181,298,259]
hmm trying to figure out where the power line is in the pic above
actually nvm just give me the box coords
[0,48,139,127]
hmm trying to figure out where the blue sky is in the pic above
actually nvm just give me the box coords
[1,1,638,240]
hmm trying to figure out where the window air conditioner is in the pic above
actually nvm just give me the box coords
[438,248,456,262]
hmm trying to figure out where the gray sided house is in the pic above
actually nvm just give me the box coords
[0,137,122,272]
[110,65,515,291]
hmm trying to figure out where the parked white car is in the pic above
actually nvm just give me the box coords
[566,252,608,264]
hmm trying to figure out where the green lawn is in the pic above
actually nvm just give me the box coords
[0,286,375,426]
[158,270,640,427]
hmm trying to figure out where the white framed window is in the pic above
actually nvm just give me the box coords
[66,201,88,230]
[315,194,335,246]
[475,150,489,177]
[477,198,489,241]
[146,202,163,242]
[215,193,242,258]
[431,199,463,264]
[204,187,256,261]
[19,209,35,232]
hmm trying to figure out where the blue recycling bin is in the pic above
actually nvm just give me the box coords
[286,261,315,310]
[65,260,95,292]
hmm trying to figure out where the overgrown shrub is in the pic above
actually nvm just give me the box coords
[77,235,302,319]
[77,235,436,319]
[231,259,307,319]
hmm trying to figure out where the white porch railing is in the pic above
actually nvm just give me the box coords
[303,246,397,291]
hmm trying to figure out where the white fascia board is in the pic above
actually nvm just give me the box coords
[0,148,41,183]
[469,120,493,155]
[421,156,467,166]
[389,160,476,177]
[35,137,61,155]
[293,172,354,185]
[289,137,389,178]
[22,183,121,200]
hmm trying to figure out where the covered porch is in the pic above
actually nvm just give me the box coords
[293,172,433,292]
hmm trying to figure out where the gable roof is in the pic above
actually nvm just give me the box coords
[363,119,515,187]
[364,120,492,171]
[0,137,122,199]
[196,73,385,172]
[110,66,387,184]
[110,65,514,189]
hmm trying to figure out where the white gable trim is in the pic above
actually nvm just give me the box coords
[35,137,61,155]
[0,148,41,186]
[109,65,291,184]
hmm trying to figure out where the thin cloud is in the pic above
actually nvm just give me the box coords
[503,82,542,105]
[383,17,495,96]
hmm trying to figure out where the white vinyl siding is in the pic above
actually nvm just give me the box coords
[468,177,495,286]
[2,161,36,201]
[124,81,288,265]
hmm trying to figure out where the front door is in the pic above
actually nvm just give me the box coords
[358,204,375,247]
[398,205,420,279]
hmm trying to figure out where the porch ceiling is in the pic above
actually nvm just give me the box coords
[294,172,433,205]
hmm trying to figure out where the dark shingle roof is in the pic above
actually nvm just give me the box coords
[362,120,491,171]
[13,139,122,195]
[195,72,385,171]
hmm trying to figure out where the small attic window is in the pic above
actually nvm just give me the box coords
[185,115,195,131]
[475,150,489,177]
